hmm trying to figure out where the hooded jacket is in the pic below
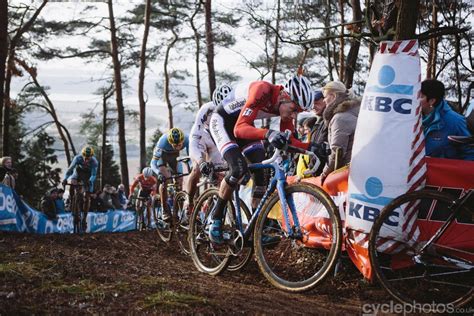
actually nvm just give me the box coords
[322,96,361,176]
[423,99,474,160]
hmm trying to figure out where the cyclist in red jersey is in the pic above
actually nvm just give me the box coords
[208,75,322,244]
[129,167,157,228]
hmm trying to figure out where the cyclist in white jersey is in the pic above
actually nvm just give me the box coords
[185,84,233,210]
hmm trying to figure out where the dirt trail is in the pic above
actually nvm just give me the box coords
[0,231,387,314]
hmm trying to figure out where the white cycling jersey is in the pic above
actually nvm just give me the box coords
[189,101,225,166]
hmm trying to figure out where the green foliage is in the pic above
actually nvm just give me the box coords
[16,132,60,206]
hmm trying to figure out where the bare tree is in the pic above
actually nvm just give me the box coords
[426,2,438,79]
[107,0,129,193]
[395,0,420,40]
[0,1,7,126]
[17,59,75,165]
[338,0,345,82]
[101,87,114,189]
[138,0,152,171]
[203,0,216,95]
[271,0,281,84]
[190,1,203,107]
[2,0,48,156]
[164,28,179,129]
[344,0,362,88]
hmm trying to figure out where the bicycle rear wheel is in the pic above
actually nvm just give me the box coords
[174,191,191,255]
[369,190,473,308]
[254,183,342,292]
[188,188,231,275]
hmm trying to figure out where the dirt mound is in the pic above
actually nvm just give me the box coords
[0,231,383,314]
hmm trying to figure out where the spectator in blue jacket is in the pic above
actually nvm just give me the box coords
[421,79,474,160]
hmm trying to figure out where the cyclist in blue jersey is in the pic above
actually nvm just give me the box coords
[62,146,98,193]
[150,128,189,221]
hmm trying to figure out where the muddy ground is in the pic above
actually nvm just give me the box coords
[0,231,399,314]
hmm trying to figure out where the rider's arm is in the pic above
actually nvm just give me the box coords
[63,156,78,180]
[150,138,164,174]
[129,177,139,197]
[184,136,190,156]
[234,81,274,140]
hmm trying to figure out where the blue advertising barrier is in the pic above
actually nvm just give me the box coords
[0,184,137,234]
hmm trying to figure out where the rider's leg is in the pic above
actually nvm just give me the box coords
[185,160,201,210]
[158,165,172,220]
[209,147,248,243]
[242,143,267,211]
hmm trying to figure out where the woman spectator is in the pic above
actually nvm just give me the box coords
[421,79,474,160]
[320,81,360,182]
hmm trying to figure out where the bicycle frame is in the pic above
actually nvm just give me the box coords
[231,150,308,243]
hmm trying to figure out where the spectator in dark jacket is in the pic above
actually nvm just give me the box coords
[89,190,105,212]
[99,184,122,211]
[40,188,59,220]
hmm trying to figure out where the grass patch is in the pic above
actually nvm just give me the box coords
[0,262,42,278]
[42,279,131,301]
[138,276,166,287]
[142,290,208,309]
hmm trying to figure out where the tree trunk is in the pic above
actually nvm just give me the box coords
[454,34,462,110]
[100,89,113,190]
[426,2,438,79]
[204,0,216,95]
[338,0,345,82]
[21,63,73,165]
[2,0,48,156]
[343,0,362,88]
[107,0,129,194]
[0,1,7,147]
[394,0,419,40]
[190,1,203,107]
[324,0,334,81]
[138,0,151,171]
[164,29,179,129]
[271,0,281,84]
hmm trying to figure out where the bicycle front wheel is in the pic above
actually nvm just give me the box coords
[369,190,473,308]
[254,183,342,292]
[188,188,231,275]
[174,191,191,255]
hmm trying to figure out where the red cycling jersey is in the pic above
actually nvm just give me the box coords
[130,174,157,194]
[233,81,309,150]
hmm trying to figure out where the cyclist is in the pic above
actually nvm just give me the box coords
[186,84,232,212]
[129,167,157,229]
[150,128,189,221]
[63,146,98,193]
[208,75,324,244]
[62,146,98,230]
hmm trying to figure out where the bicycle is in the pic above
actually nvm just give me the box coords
[135,196,153,231]
[189,140,342,292]
[369,137,474,308]
[154,157,191,246]
[64,181,90,234]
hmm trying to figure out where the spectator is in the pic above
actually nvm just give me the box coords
[296,117,318,181]
[99,184,121,211]
[0,156,16,189]
[297,117,306,140]
[40,188,59,220]
[55,188,66,214]
[309,90,328,176]
[321,81,360,182]
[90,190,105,212]
[117,184,128,209]
[421,79,474,160]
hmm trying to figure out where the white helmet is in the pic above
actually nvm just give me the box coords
[142,167,153,178]
[284,75,314,111]
[212,84,233,107]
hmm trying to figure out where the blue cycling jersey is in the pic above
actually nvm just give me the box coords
[151,133,189,160]
[63,154,99,184]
